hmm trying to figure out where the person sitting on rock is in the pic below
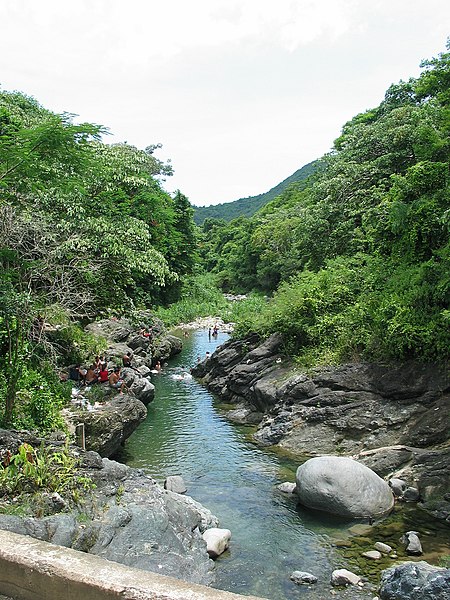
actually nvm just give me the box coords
[109,367,127,393]
[97,365,109,383]
[123,351,133,368]
[85,364,98,385]
[77,365,87,385]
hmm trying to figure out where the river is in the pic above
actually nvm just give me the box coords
[120,328,372,599]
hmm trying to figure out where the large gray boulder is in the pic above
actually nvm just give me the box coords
[379,561,450,600]
[295,456,394,519]
[78,394,147,457]
[0,456,216,586]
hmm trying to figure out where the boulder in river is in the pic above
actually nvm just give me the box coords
[296,456,394,519]
[330,569,361,586]
[202,528,231,558]
[164,475,187,494]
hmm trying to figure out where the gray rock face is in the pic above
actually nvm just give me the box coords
[296,456,394,519]
[73,394,147,457]
[379,561,450,600]
[0,449,216,586]
[193,334,449,521]
[122,368,155,406]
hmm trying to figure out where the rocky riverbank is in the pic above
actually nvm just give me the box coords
[0,315,228,587]
[192,333,450,523]
[0,429,218,586]
[64,313,182,457]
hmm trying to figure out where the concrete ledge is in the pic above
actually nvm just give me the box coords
[0,529,266,600]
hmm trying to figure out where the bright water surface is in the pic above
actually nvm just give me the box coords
[119,329,361,599]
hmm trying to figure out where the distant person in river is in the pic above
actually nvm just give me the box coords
[109,367,127,393]
[155,360,162,372]
[212,324,219,336]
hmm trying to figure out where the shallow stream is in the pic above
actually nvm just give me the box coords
[120,328,449,599]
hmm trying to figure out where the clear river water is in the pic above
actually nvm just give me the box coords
[119,328,449,599]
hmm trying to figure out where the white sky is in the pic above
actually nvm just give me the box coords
[1,1,449,206]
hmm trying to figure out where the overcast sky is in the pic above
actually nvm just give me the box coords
[1,1,449,206]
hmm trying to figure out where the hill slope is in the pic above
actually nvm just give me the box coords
[193,160,318,224]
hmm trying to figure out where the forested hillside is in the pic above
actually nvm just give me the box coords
[193,160,319,224]
[199,43,450,364]
[1,43,449,432]
[0,91,197,427]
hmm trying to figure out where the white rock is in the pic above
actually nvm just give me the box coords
[362,550,382,560]
[277,482,297,494]
[164,475,187,494]
[202,528,231,558]
[331,569,361,586]
[402,530,423,555]
[374,541,392,554]
[290,571,317,584]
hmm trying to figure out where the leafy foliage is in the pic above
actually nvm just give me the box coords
[0,89,198,429]
[0,442,94,513]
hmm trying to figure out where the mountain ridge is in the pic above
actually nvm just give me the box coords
[193,160,319,224]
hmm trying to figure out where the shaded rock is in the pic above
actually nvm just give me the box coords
[164,475,187,494]
[379,561,450,600]
[389,478,408,498]
[402,486,420,502]
[202,528,231,558]
[401,531,423,555]
[331,569,361,586]
[290,571,318,585]
[296,456,394,519]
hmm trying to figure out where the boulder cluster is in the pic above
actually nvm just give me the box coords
[192,333,449,522]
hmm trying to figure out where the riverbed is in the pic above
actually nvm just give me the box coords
[119,328,448,599]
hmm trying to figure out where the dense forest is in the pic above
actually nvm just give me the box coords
[193,160,319,224]
[0,92,197,429]
[0,42,449,431]
[199,43,449,364]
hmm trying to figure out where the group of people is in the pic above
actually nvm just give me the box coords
[69,355,127,393]
[208,324,220,339]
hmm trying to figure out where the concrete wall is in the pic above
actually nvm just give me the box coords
[0,529,266,600]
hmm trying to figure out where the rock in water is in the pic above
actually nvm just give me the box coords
[296,456,394,519]
[402,530,423,555]
[290,571,318,585]
[331,569,361,586]
[202,528,231,558]
[164,475,187,494]
[379,561,450,600]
